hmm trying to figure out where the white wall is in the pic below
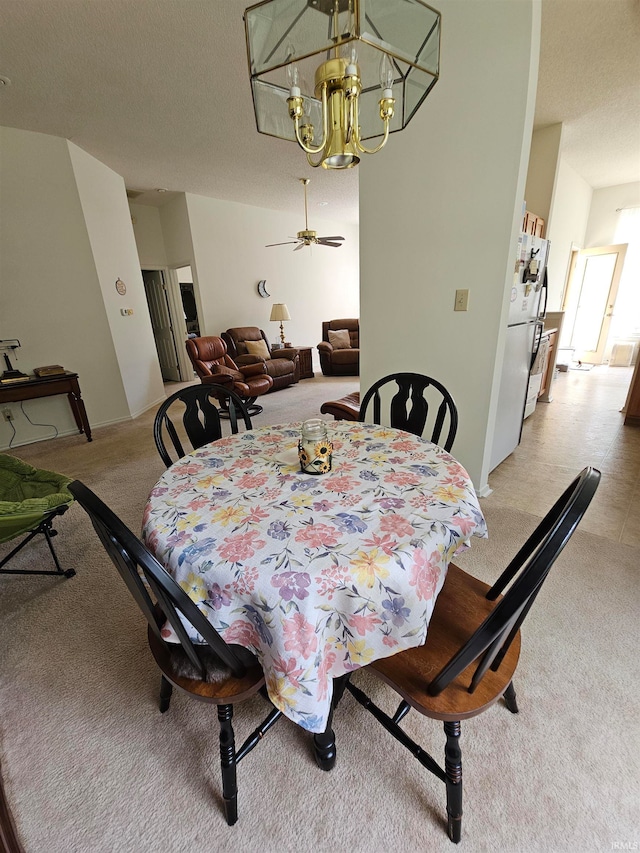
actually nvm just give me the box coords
[584,182,640,248]
[70,145,165,418]
[525,123,563,223]
[130,204,168,268]
[0,127,129,450]
[183,193,359,365]
[545,157,593,310]
[159,194,195,269]
[359,0,540,491]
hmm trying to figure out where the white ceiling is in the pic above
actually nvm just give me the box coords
[536,0,640,190]
[0,0,638,222]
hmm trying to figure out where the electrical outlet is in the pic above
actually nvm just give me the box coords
[2,407,14,422]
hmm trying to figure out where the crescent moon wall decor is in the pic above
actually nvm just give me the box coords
[257,280,270,298]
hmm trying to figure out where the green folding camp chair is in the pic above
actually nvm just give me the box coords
[0,453,75,577]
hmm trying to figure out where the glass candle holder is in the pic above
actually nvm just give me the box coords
[298,419,332,474]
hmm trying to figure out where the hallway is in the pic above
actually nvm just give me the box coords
[487,365,640,545]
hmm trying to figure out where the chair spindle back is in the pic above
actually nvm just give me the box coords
[359,373,459,451]
[428,466,601,696]
[153,383,252,467]
[68,479,249,679]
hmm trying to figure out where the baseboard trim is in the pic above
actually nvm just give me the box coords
[0,395,169,451]
[130,394,167,420]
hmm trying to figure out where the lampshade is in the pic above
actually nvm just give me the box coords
[270,303,291,322]
[244,0,441,169]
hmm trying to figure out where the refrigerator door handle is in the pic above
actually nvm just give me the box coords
[539,267,548,319]
[531,320,544,370]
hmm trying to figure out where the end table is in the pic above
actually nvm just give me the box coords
[295,347,314,379]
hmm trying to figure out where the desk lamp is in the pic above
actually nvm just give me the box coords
[0,340,28,383]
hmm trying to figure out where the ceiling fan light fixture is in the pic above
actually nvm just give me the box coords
[244,0,441,170]
[265,178,345,250]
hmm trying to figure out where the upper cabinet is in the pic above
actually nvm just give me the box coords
[523,210,545,238]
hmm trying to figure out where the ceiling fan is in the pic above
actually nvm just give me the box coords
[266,178,345,250]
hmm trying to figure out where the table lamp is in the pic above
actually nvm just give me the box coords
[270,303,291,347]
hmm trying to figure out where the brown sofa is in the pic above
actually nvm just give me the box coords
[222,327,299,391]
[317,319,359,376]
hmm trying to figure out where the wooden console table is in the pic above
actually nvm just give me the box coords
[0,372,92,441]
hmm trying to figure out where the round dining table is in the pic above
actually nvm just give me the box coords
[142,421,487,733]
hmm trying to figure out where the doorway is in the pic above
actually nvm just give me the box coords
[176,265,201,338]
[561,244,628,364]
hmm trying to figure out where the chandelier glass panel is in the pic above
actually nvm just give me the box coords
[244,0,441,169]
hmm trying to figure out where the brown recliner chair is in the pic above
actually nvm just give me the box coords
[222,327,300,391]
[317,319,360,376]
[185,336,273,415]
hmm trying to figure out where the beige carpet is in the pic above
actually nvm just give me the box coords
[1,376,638,852]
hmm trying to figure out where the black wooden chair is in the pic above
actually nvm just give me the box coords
[345,466,601,843]
[358,373,459,451]
[153,383,252,467]
[68,479,282,826]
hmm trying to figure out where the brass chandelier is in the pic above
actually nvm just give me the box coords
[244,0,441,170]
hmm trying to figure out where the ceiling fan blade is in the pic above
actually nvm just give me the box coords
[293,242,306,251]
[317,240,343,247]
[318,236,344,242]
[266,241,299,247]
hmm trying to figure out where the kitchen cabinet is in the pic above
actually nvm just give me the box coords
[522,210,545,238]
[623,357,640,426]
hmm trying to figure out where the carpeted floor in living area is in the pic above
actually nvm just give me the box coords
[0,372,638,852]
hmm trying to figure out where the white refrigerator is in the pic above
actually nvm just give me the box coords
[490,233,550,471]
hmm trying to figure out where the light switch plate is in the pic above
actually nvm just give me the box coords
[454,289,469,311]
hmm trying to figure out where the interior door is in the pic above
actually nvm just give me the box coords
[562,244,627,364]
[142,270,181,381]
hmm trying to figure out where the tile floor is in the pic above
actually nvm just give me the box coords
[486,364,640,546]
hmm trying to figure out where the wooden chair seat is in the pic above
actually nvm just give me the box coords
[371,563,520,721]
[147,626,265,704]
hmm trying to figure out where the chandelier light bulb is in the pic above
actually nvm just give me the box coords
[379,53,394,98]
[286,45,300,96]
[345,44,359,77]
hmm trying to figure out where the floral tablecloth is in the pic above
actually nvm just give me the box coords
[142,421,487,733]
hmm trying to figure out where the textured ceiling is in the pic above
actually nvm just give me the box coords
[536,0,640,189]
[0,0,638,222]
